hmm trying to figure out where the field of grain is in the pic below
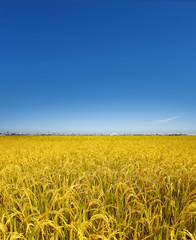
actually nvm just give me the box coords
[0,136,195,239]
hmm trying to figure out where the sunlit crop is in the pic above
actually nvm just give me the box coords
[0,136,195,239]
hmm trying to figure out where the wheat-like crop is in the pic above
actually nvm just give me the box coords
[0,136,195,239]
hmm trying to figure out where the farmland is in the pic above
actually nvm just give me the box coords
[0,136,195,239]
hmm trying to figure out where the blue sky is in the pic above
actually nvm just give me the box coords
[0,0,196,134]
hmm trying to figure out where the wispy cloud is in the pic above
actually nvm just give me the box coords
[147,116,180,125]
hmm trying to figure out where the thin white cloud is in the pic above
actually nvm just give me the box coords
[147,116,180,125]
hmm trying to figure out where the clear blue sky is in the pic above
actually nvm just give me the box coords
[1,0,196,134]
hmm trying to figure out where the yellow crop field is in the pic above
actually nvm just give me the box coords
[0,136,195,240]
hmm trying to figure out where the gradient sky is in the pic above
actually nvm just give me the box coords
[0,0,196,134]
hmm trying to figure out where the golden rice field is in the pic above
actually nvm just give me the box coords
[0,136,195,240]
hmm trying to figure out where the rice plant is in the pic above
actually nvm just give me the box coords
[0,136,195,239]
